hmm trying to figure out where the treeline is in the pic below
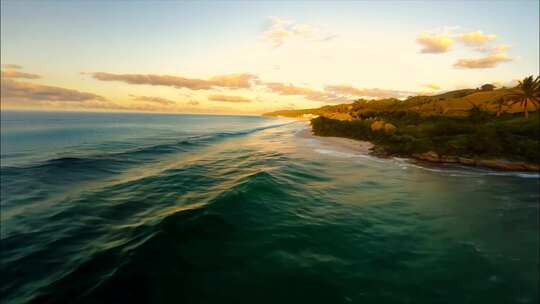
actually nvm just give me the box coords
[311,111,540,163]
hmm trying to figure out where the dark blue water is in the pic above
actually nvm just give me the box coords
[1,111,538,303]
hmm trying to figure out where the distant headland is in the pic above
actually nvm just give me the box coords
[265,76,540,171]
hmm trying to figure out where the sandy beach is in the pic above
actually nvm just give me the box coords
[295,125,374,154]
[296,122,539,171]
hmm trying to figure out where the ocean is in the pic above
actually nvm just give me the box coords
[1,110,538,303]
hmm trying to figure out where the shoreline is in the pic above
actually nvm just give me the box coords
[297,122,539,172]
[296,127,374,154]
[408,151,540,172]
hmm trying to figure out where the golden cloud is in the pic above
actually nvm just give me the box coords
[454,53,512,69]
[1,79,107,102]
[266,82,343,102]
[476,44,511,54]
[324,85,413,99]
[266,82,319,96]
[458,31,496,46]
[129,95,177,105]
[1,70,41,79]
[2,64,23,69]
[208,74,257,89]
[416,32,454,53]
[91,72,257,90]
[422,83,441,90]
[208,94,251,103]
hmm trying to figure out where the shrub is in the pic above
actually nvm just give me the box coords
[311,113,539,163]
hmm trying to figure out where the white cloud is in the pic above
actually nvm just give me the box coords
[261,17,336,47]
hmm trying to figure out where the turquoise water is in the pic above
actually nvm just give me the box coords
[1,111,538,303]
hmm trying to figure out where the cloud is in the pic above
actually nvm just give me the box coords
[129,95,177,105]
[208,74,257,89]
[1,79,107,102]
[187,100,200,106]
[324,85,413,99]
[416,28,513,69]
[458,31,496,46]
[2,64,23,70]
[261,17,336,47]
[422,83,441,90]
[208,94,251,103]
[91,72,257,90]
[476,44,511,54]
[266,82,320,96]
[454,53,512,69]
[1,70,41,79]
[265,82,411,102]
[416,32,454,53]
[265,82,343,102]
[494,79,520,88]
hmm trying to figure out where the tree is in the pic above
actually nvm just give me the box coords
[468,102,489,122]
[504,75,540,119]
[491,97,508,117]
[481,84,496,91]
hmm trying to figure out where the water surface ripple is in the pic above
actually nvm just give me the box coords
[1,111,538,304]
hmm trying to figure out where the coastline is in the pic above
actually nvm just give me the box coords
[297,121,539,172]
[296,127,374,154]
[408,151,540,172]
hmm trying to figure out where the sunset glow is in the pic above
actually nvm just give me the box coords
[1,1,538,114]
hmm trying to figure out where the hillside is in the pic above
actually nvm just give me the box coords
[265,83,539,170]
[264,87,535,119]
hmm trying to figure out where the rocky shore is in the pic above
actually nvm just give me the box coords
[410,151,540,172]
[367,144,540,172]
[300,118,539,172]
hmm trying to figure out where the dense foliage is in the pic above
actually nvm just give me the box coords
[311,111,540,163]
[269,76,540,163]
[265,77,539,119]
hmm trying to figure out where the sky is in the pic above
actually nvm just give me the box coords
[1,0,539,114]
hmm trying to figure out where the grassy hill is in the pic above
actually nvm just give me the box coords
[264,87,535,119]
[265,83,539,169]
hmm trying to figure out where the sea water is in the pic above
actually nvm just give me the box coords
[1,110,538,303]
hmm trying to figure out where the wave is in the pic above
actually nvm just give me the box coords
[403,162,540,179]
[313,147,539,180]
[313,148,388,165]
[21,167,292,303]
[1,122,292,175]
[484,171,540,179]
[314,149,359,158]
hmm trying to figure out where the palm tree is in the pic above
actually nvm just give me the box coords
[491,97,508,117]
[504,75,540,119]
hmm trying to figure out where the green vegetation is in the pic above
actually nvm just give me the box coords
[265,76,539,119]
[503,75,540,119]
[311,111,539,163]
[266,76,540,164]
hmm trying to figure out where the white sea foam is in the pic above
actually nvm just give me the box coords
[485,172,540,179]
[314,149,358,158]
